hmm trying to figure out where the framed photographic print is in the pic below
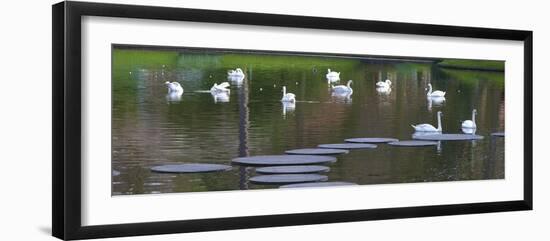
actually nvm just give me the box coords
[52,1,533,240]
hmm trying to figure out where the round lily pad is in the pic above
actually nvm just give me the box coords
[285,148,349,155]
[255,165,330,174]
[150,163,232,173]
[232,155,336,166]
[249,174,328,184]
[413,134,484,141]
[388,140,439,147]
[345,137,399,143]
[279,182,358,188]
[491,132,505,137]
[318,143,377,149]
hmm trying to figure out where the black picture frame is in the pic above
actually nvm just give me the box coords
[52,1,533,240]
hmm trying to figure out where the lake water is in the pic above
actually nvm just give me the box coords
[112,48,505,195]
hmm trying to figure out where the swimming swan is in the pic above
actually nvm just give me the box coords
[210,82,230,93]
[165,81,184,93]
[461,109,477,129]
[411,111,443,132]
[281,86,296,102]
[376,79,392,88]
[326,69,340,82]
[331,80,353,93]
[427,83,446,97]
[227,68,245,77]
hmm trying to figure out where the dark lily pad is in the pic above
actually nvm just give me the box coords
[345,137,399,143]
[285,148,349,155]
[279,182,358,188]
[318,143,377,149]
[388,140,439,147]
[256,165,329,174]
[150,163,232,173]
[413,133,484,141]
[232,155,336,166]
[249,174,328,185]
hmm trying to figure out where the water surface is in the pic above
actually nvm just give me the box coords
[112,48,505,195]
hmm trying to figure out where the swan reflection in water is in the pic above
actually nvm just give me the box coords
[331,91,352,104]
[462,127,477,135]
[427,96,446,111]
[461,127,479,147]
[412,131,439,138]
[227,75,245,86]
[165,92,183,103]
[281,101,296,118]
[411,131,443,154]
[211,91,230,103]
[376,86,392,95]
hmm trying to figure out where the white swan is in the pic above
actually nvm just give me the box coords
[210,82,230,93]
[281,86,296,102]
[411,111,443,132]
[165,81,184,93]
[326,69,340,82]
[461,109,477,129]
[227,68,245,78]
[427,83,446,97]
[376,79,392,88]
[331,80,353,93]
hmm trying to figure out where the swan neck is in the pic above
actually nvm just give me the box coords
[283,86,286,95]
[472,111,476,124]
[428,84,433,95]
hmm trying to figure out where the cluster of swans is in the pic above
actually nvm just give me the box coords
[166,67,453,118]
[325,69,353,94]
[164,69,234,103]
[279,70,353,113]
[327,69,393,96]
[325,69,463,135]
[411,109,478,135]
